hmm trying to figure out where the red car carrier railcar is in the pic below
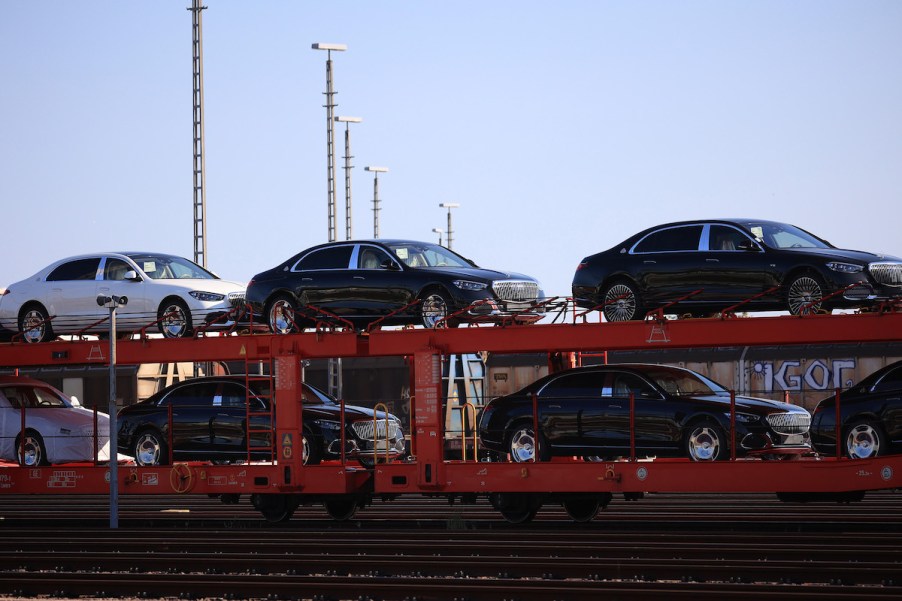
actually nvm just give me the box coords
[0,309,900,523]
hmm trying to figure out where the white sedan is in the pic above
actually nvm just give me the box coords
[0,375,111,466]
[0,252,246,342]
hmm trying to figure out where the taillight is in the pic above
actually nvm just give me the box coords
[575,261,588,271]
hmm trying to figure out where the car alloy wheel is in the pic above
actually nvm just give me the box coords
[420,291,450,328]
[786,274,824,315]
[158,300,192,338]
[134,430,167,466]
[17,432,46,466]
[602,282,642,322]
[685,422,725,461]
[19,306,52,344]
[845,420,884,459]
[507,424,546,463]
[267,295,297,334]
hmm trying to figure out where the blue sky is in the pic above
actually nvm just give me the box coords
[2,1,900,300]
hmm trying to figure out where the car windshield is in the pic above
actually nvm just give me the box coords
[642,368,728,396]
[740,222,832,250]
[126,254,218,280]
[386,243,473,269]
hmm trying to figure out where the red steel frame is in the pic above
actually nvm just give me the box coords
[0,311,901,499]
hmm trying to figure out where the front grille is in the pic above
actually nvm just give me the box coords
[766,413,811,435]
[352,419,400,441]
[228,292,246,306]
[492,280,539,302]
[868,262,902,286]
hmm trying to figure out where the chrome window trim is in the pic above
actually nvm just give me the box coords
[289,244,356,273]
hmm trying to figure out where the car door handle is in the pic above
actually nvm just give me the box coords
[609,404,622,409]
[643,260,656,264]
[548,404,561,408]
[353,276,365,280]
[301,277,313,282]
[706,258,719,263]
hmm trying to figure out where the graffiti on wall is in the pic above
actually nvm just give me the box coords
[750,359,856,393]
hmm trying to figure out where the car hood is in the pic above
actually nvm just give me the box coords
[306,403,399,422]
[782,247,902,264]
[688,393,808,415]
[415,266,538,283]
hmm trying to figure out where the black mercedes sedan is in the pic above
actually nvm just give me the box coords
[245,240,543,331]
[117,376,405,467]
[810,360,902,459]
[572,219,902,321]
[477,364,811,462]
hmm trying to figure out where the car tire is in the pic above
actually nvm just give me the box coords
[302,428,321,466]
[601,280,645,322]
[844,418,886,459]
[16,430,48,466]
[506,421,549,463]
[266,293,299,334]
[133,429,168,466]
[18,304,53,344]
[418,287,457,328]
[684,419,727,461]
[157,298,193,339]
[785,272,826,315]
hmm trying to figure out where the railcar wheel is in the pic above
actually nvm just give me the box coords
[562,493,611,523]
[158,299,193,338]
[786,273,825,315]
[251,493,299,523]
[684,420,727,461]
[490,493,542,524]
[844,419,885,459]
[18,304,53,343]
[134,429,168,466]
[16,431,48,466]
[324,495,359,521]
[601,280,644,322]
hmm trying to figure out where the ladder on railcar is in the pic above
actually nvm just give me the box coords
[244,355,276,464]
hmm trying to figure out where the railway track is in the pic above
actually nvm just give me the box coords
[1,491,900,600]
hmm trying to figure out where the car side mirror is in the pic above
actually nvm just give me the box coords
[124,270,141,281]
[738,240,758,251]
[381,260,401,271]
[69,396,81,407]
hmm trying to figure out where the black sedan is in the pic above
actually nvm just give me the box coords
[811,360,902,459]
[477,364,811,462]
[245,240,543,331]
[572,218,902,321]
[117,376,405,467]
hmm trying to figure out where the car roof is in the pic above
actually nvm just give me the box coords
[0,375,54,387]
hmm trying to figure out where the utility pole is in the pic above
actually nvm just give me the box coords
[313,43,347,242]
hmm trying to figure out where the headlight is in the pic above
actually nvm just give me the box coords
[728,412,760,423]
[312,419,342,431]
[453,280,488,291]
[189,291,226,302]
[826,262,863,274]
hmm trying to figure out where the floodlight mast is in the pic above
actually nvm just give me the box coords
[312,43,347,242]
[439,203,460,249]
[335,116,362,240]
[365,166,388,238]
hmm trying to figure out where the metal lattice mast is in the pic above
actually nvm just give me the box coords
[313,44,346,243]
[189,1,208,267]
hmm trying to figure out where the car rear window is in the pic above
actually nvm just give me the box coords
[295,246,353,270]
[46,258,101,281]
[633,225,703,253]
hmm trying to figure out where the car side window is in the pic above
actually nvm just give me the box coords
[708,225,754,252]
[295,246,354,271]
[633,225,703,253]
[33,387,67,407]
[46,258,101,281]
[358,246,393,270]
[873,366,902,393]
[103,258,133,281]
[220,382,266,409]
[161,383,219,408]
[1,386,35,408]
[610,373,659,399]
[540,372,604,399]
